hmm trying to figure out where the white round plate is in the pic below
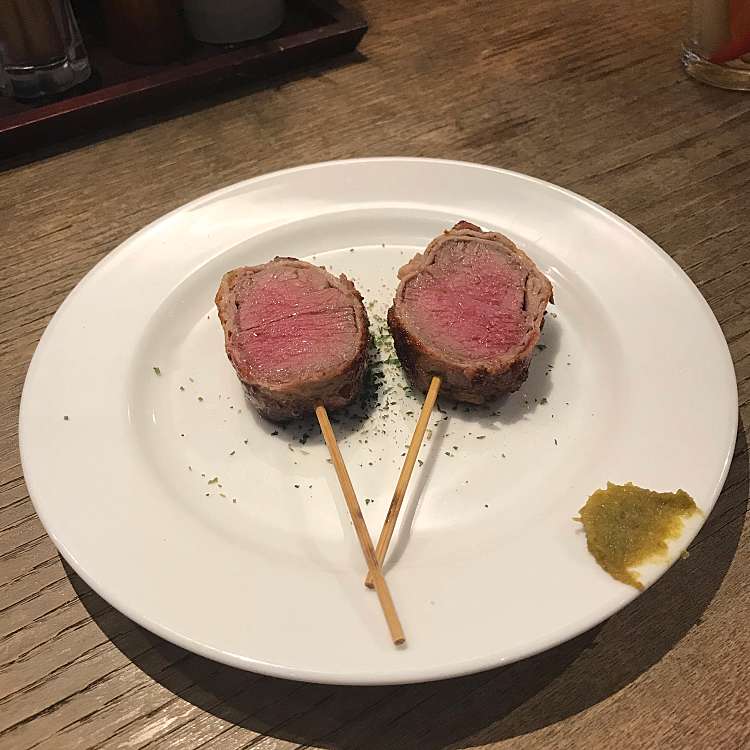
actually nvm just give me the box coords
[20,159,737,685]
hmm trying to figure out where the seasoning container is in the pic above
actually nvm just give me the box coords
[183,0,284,44]
[101,0,186,65]
[0,0,91,99]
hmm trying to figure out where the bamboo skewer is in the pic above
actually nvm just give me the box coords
[315,404,406,646]
[365,375,442,589]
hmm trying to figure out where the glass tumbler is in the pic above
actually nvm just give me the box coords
[683,1,750,90]
[0,0,91,99]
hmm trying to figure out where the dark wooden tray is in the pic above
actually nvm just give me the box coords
[0,0,366,157]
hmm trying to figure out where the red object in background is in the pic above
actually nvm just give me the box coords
[101,0,186,64]
[710,0,750,63]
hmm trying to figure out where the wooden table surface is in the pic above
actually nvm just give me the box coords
[1,0,749,747]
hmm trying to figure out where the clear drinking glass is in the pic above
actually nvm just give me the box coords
[0,60,11,97]
[683,1,750,90]
[0,0,91,99]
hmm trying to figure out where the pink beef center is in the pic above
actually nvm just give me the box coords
[404,250,531,358]
[232,271,359,383]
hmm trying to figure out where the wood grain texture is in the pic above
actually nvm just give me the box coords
[1,0,748,748]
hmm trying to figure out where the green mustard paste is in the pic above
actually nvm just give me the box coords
[575,482,700,590]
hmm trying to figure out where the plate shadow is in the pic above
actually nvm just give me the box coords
[65,419,747,748]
